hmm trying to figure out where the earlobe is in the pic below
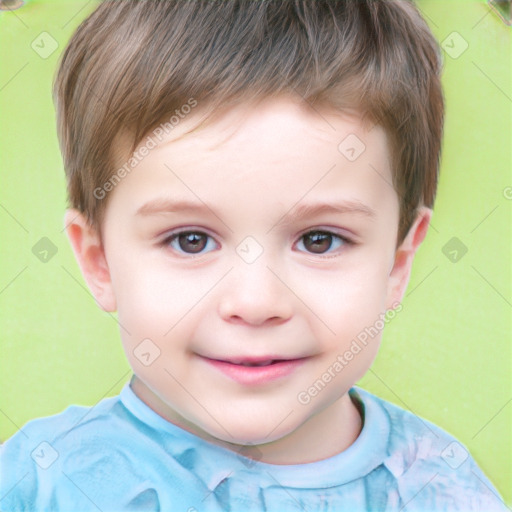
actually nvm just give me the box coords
[64,209,117,312]
[386,207,432,308]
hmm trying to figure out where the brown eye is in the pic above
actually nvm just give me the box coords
[178,232,206,253]
[303,231,332,253]
[298,230,347,255]
[166,231,215,255]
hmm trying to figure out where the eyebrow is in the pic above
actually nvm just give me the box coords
[136,197,376,223]
[273,200,376,227]
[136,198,213,216]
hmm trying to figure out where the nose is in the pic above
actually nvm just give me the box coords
[218,259,293,327]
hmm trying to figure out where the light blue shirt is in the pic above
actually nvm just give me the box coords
[0,382,507,511]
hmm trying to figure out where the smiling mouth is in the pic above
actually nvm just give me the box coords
[201,355,309,385]
[209,357,305,367]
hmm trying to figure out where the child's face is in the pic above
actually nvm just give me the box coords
[70,97,428,462]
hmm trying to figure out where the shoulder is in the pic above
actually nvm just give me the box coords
[1,394,126,463]
[0,393,213,511]
[0,395,141,510]
[355,387,508,511]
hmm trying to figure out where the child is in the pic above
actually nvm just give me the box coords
[0,0,508,510]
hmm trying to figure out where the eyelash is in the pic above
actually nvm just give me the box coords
[159,228,355,258]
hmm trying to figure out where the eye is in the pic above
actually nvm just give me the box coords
[295,230,350,255]
[163,230,218,255]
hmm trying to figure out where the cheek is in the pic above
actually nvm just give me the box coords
[303,268,388,388]
[296,260,391,343]
[110,257,222,337]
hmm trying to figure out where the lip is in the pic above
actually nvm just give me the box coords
[201,356,308,385]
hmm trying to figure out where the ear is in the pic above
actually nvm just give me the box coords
[64,209,117,312]
[386,206,432,308]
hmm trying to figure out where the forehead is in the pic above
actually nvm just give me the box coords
[161,97,375,156]
[108,97,398,225]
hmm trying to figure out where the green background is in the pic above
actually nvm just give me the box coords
[1,0,511,505]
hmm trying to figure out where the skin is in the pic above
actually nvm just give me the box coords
[65,96,431,465]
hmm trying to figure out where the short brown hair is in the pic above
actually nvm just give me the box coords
[53,0,444,243]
